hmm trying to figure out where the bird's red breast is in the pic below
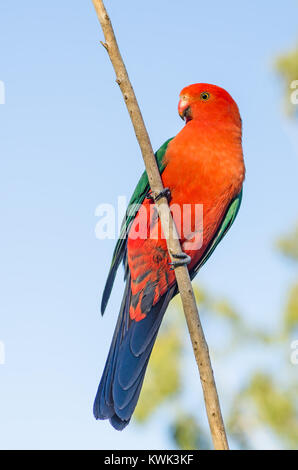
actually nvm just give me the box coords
[127,84,245,321]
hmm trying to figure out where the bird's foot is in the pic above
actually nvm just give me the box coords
[146,187,171,203]
[169,250,191,270]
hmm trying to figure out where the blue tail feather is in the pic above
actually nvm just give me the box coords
[93,275,175,430]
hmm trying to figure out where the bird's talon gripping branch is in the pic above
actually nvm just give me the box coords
[146,187,171,202]
[169,251,191,270]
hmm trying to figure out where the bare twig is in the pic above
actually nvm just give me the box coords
[92,0,229,450]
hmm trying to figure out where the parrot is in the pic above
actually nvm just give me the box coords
[93,83,245,430]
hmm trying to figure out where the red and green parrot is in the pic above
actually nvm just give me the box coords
[94,83,245,430]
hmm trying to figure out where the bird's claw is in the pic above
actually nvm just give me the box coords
[168,251,191,270]
[146,188,171,203]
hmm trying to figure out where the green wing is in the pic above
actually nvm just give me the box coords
[101,138,173,314]
[191,189,243,278]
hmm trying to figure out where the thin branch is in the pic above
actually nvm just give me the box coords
[92,0,229,450]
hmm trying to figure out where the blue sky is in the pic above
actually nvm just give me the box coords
[0,0,297,449]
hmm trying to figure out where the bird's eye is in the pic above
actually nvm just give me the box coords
[200,92,210,101]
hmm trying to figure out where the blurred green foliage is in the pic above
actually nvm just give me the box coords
[277,224,298,261]
[170,413,209,450]
[275,45,298,116]
[228,372,298,449]
[284,283,298,334]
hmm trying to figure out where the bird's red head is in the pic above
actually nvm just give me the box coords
[178,83,241,127]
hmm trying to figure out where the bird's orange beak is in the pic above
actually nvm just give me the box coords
[178,97,192,122]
